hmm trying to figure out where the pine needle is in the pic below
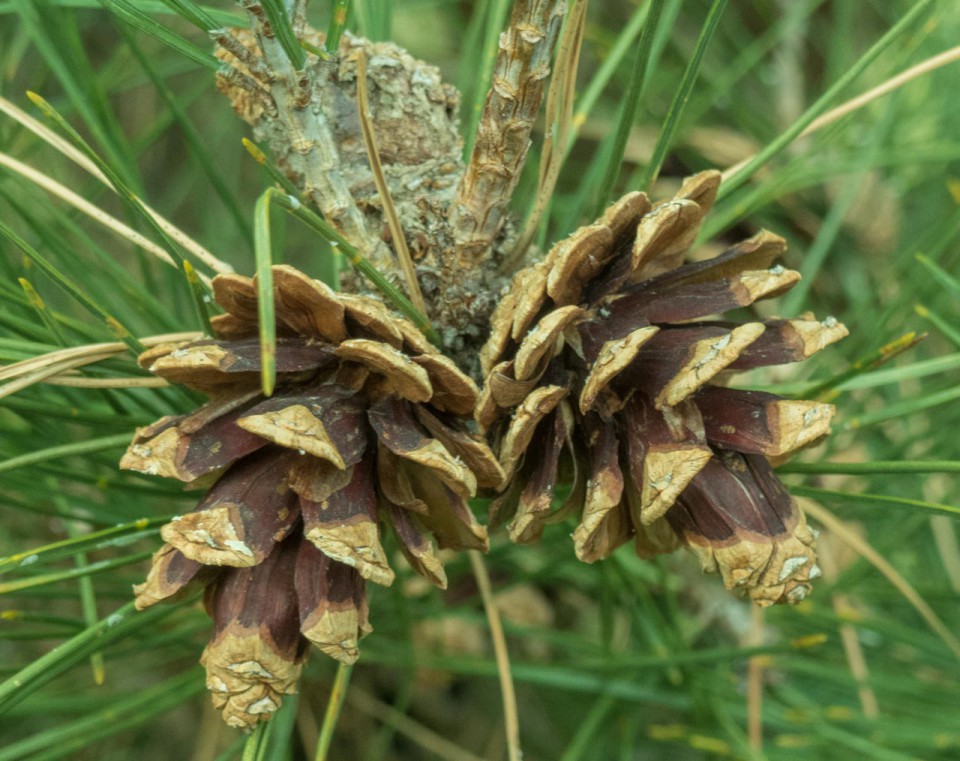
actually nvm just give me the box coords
[0,94,231,276]
[347,688,486,761]
[0,151,203,281]
[313,662,354,761]
[354,49,428,317]
[718,0,936,197]
[721,44,960,184]
[800,498,960,662]
[469,550,521,761]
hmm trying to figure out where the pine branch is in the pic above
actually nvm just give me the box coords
[449,0,566,268]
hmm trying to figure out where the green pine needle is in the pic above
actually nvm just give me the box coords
[253,189,278,397]
[637,0,728,191]
[260,0,306,70]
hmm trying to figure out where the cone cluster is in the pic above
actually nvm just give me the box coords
[123,174,847,729]
[122,265,499,729]
[477,171,848,605]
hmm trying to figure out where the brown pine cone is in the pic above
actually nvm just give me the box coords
[121,265,501,729]
[478,171,847,607]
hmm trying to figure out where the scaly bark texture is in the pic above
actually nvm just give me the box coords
[217,29,474,371]
[215,28,461,290]
[449,0,567,265]
[240,5,388,271]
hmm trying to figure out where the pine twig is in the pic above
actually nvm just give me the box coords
[211,27,274,81]
[506,0,587,271]
[291,0,309,35]
[450,0,566,267]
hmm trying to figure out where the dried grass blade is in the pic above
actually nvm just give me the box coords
[0,332,200,383]
[26,92,199,276]
[0,151,198,279]
[745,606,765,751]
[354,50,427,316]
[469,550,521,761]
[42,376,171,389]
[0,353,121,399]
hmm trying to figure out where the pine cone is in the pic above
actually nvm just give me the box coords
[122,265,500,729]
[478,171,847,606]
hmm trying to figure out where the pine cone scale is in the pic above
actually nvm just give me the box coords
[271,265,348,342]
[695,387,835,457]
[161,449,299,568]
[726,316,848,370]
[509,404,567,542]
[578,324,659,414]
[572,415,628,562]
[301,458,394,586]
[201,535,303,728]
[294,540,370,664]
[133,544,208,610]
